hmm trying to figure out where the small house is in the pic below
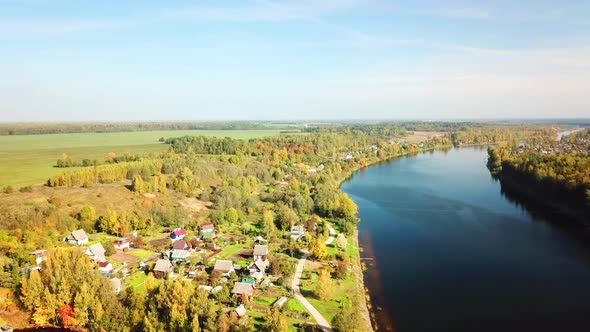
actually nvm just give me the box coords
[213,259,235,276]
[171,249,189,262]
[253,245,269,261]
[29,249,47,265]
[67,229,89,245]
[98,261,113,273]
[201,223,215,234]
[241,277,255,285]
[114,238,130,251]
[290,225,305,241]
[198,285,213,292]
[153,259,173,279]
[170,228,187,240]
[235,304,247,317]
[110,278,122,293]
[85,243,106,262]
[273,296,288,309]
[254,236,267,244]
[211,286,223,294]
[231,282,254,297]
[172,240,189,250]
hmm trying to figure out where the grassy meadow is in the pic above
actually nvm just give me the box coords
[0,129,285,187]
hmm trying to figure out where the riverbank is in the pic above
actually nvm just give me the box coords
[493,171,590,227]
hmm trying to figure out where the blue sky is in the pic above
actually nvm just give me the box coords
[0,0,589,121]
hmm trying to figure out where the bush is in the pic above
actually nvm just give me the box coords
[19,186,33,193]
[2,186,14,194]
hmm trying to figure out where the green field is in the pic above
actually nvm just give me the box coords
[0,129,284,187]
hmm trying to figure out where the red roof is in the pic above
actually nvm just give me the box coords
[114,238,129,244]
[98,261,110,268]
[172,229,187,236]
[201,223,214,230]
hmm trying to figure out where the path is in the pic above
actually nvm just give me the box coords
[292,251,333,332]
[325,224,336,245]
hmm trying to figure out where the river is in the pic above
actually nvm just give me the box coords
[342,147,590,332]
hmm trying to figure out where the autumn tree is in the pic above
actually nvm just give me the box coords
[309,238,327,261]
[265,307,288,332]
[314,269,333,300]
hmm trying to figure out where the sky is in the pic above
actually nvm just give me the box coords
[0,0,589,121]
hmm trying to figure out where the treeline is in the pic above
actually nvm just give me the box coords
[488,146,590,206]
[48,160,162,187]
[55,152,142,168]
[451,125,556,146]
[0,122,278,136]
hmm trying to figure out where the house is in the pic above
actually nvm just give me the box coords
[171,249,189,262]
[110,278,122,293]
[114,238,130,251]
[213,259,235,276]
[85,243,106,262]
[231,282,254,296]
[344,153,353,160]
[253,245,269,261]
[67,229,88,245]
[202,232,215,242]
[98,261,113,273]
[170,228,187,240]
[1,325,13,332]
[198,285,213,292]
[200,223,215,234]
[290,225,305,241]
[29,250,47,265]
[519,140,526,149]
[254,236,267,244]
[248,259,269,281]
[235,304,247,317]
[211,286,223,294]
[273,296,288,309]
[153,259,173,279]
[241,277,255,285]
[172,240,189,250]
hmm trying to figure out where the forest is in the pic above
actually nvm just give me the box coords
[487,128,590,220]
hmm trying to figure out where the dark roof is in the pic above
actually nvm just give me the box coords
[172,240,187,250]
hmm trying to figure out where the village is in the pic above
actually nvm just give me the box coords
[29,214,345,330]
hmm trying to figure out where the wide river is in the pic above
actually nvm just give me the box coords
[342,147,590,332]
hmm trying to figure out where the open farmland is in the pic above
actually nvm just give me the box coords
[0,129,286,187]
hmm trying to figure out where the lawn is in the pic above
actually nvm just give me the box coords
[126,271,148,292]
[217,244,244,260]
[130,249,157,260]
[0,129,286,187]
